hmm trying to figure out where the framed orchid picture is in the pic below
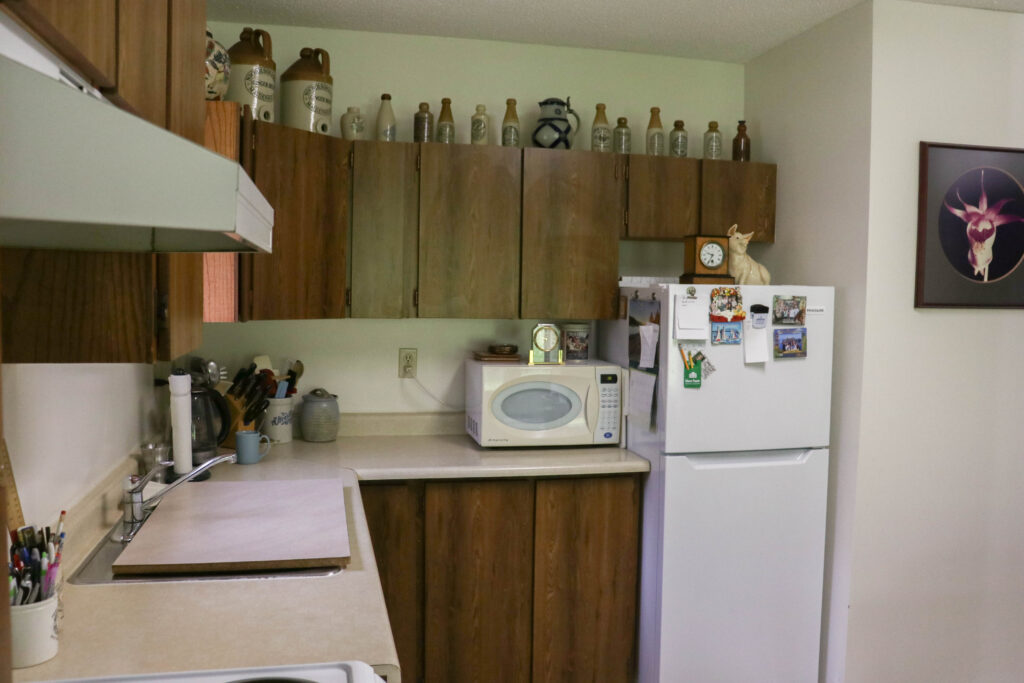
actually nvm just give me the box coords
[916,142,1024,307]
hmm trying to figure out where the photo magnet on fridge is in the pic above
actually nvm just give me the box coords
[711,321,742,345]
[773,327,808,358]
[772,295,807,325]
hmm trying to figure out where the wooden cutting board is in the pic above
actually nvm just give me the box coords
[113,479,350,575]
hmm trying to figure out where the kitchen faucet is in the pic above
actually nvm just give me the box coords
[120,453,237,542]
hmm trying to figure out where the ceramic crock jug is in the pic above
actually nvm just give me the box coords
[281,48,333,135]
[531,97,580,149]
[226,27,276,122]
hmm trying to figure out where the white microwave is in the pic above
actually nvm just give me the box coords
[465,360,621,447]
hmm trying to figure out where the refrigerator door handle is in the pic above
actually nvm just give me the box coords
[684,450,816,469]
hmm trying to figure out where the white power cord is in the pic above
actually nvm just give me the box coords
[410,375,464,411]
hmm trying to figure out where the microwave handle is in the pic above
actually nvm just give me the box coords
[584,382,597,431]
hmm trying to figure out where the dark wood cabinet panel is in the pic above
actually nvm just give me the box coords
[627,156,701,240]
[0,250,153,363]
[425,480,534,683]
[533,476,641,683]
[112,0,168,126]
[4,0,117,88]
[418,144,521,319]
[202,102,242,323]
[700,160,777,243]
[165,0,206,146]
[156,253,202,361]
[361,483,425,683]
[246,123,350,320]
[521,148,624,320]
[351,141,419,319]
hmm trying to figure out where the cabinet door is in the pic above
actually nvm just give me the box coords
[522,148,624,320]
[533,475,641,683]
[700,160,777,242]
[4,0,117,88]
[627,156,701,240]
[202,102,242,323]
[425,480,534,683]
[351,141,419,318]
[418,144,521,319]
[245,123,351,320]
[111,0,167,126]
[361,483,425,683]
[0,250,154,363]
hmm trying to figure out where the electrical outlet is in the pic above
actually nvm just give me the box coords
[398,348,417,378]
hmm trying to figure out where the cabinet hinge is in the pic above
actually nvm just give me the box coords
[346,287,351,307]
[413,289,419,307]
[349,149,354,168]
[416,154,421,172]
[624,163,629,180]
[624,209,629,227]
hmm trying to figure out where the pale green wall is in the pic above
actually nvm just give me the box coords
[201,23,745,413]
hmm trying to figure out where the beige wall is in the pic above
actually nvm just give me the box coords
[847,2,1024,681]
[745,4,873,682]
[201,22,745,413]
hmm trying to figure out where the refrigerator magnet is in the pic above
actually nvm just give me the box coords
[772,295,806,325]
[709,286,746,322]
[750,303,770,329]
[683,360,702,388]
[711,321,742,345]
[773,327,808,358]
[692,350,716,378]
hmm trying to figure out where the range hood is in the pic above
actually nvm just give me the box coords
[0,54,273,253]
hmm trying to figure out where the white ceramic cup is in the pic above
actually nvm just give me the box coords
[263,396,294,443]
[11,594,59,668]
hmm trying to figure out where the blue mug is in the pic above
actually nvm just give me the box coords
[235,430,271,465]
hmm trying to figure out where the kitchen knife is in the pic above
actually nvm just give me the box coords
[243,399,269,425]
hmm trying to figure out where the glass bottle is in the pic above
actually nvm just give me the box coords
[471,105,489,145]
[669,120,688,158]
[501,99,520,147]
[376,93,396,142]
[646,107,666,156]
[613,117,631,154]
[591,103,612,153]
[413,102,433,143]
[732,119,751,161]
[703,121,723,160]
[436,97,455,144]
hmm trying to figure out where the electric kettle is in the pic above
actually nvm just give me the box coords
[191,383,231,465]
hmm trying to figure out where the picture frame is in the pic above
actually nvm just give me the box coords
[772,295,806,325]
[773,328,807,359]
[916,141,1024,307]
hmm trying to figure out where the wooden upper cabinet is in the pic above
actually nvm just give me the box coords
[522,148,624,320]
[245,123,351,320]
[700,159,777,242]
[533,475,641,683]
[4,0,117,88]
[418,144,521,319]
[202,102,242,324]
[626,155,701,240]
[351,141,419,319]
[425,480,534,683]
[110,0,168,125]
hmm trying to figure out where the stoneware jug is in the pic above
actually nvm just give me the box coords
[226,27,276,122]
[531,97,579,149]
[281,47,333,135]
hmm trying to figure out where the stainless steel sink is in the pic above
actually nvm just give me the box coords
[69,520,340,584]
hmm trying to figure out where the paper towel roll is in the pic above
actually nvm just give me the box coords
[169,372,192,475]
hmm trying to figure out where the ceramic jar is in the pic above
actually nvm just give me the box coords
[204,28,230,101]
[340,107,367,140]
[531,97,579,149]
[377,93,396,141]
[300,389,340,442]
[501,98,520,147]
[591,103,612,153]
[414,102,434,143]
[281,47,333,135]
[226,27,276,122]
[471,105,489,145]
[437,97,455,143]
[646,107,666,156]
[669,120,688,158]
[613,117,631,154]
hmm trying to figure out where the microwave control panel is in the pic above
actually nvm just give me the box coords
[595,372,620,443]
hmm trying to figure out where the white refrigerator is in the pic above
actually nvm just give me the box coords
[600,284,834,683]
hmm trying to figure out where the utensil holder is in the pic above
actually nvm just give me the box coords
[263,396,294,443]
[11,594,59,668]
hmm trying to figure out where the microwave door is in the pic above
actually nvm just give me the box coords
[583,382,597,433]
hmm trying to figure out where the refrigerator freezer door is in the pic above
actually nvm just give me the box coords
[656,448,828,683]
[662,285,834,453]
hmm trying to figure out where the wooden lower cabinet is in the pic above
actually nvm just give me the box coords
[361,474,640,683]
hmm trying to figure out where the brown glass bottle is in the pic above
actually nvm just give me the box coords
[732,120,751,161]
[437,97,455,144]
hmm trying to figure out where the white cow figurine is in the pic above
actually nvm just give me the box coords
[727,224,771,285]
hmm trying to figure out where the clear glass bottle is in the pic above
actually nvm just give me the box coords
[413,102,433,143]
[669,120,688,158]
[732,119,751,161]
[646,107,666,156]
[436,97,455,144]
[591,103,612,153]
[471,105,489,145]
[376,93,396,141]
[501,98,520,147]
[613,117,631,154]
[703,120,723,160]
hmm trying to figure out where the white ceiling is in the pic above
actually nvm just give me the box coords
[206,0,1024,63]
